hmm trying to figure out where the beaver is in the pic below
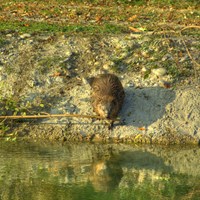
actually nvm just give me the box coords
[89,73,125,129]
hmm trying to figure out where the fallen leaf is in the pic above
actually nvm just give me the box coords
[129,26,141,32]
[137,27,147,31]
[95,15,103,23]
[178,51,183,57]
[23,23,30,27]
[128,15,137,22]
[135,134,142,139]
[50,72,61,77]
[163,82,172,88]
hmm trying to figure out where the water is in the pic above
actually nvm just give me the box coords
[0,141,200,200]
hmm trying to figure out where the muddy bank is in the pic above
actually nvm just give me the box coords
[16,85,199,145]
[0,32,199,144]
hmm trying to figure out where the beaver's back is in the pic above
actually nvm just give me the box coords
[90,74,125,119]
[91,74,123,96]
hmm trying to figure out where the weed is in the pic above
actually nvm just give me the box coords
[38,56,62,74]
[0,37,9,47]
[0,95,35,135]
[0,122,10,136]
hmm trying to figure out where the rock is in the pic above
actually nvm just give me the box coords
[6,34,12,38]
[151,68,167,77]
[141,67,147,73]
[20,33,31,39]
[127,81,134,87]
[162,53,173,61]
[66,64,72,69]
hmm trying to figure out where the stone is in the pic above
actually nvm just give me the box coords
[20,33,31,39]
[151,68,167,77]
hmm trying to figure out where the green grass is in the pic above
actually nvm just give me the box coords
[0,0,199,35]
[2,0,198,7]
[0,21,128,34]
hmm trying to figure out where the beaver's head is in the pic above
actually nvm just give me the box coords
[96,96,118,119]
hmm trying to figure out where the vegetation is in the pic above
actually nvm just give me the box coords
[0,21,127,34]
[0,0,199,34]
[0,95,45,138]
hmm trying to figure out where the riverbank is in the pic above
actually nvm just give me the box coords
[0,0,199,144]
[0,32,199,144]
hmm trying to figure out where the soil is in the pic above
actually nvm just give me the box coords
[0,31,199,144]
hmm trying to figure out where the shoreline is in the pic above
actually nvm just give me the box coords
[0,32,199,144]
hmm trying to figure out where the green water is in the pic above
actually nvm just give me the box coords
[0,141,200,200]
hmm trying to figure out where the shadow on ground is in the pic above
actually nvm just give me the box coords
[120,86,176,127]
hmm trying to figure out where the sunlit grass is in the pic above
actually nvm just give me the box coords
[0,21,127,34]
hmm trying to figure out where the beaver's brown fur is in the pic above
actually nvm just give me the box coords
[89,73,125,129]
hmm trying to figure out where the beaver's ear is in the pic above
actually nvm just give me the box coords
[81,77,95,87]
[87,77,95,86]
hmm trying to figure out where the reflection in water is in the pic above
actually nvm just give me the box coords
[0,141,200,200]
[89,159,123,192]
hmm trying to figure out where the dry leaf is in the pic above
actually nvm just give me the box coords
[128,15,137,22]
[129,26,141,32]
[178,51,183,57]
[163,82,172,88]
[135,134,142,139]
[23,23,30,27]
[50,72,61,77]
[95,15,103,23]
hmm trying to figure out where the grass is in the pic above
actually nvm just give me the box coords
[0,21,128,34]
[0,37,9,47]
[0,0,199,34]
[0,0,199,80]
[1,0,198,6]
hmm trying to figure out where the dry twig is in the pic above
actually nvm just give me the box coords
[0,113,120,121]
[180,26,200,79]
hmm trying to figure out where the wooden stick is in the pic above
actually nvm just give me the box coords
[0,113,120,121]
[181,25,200,32]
